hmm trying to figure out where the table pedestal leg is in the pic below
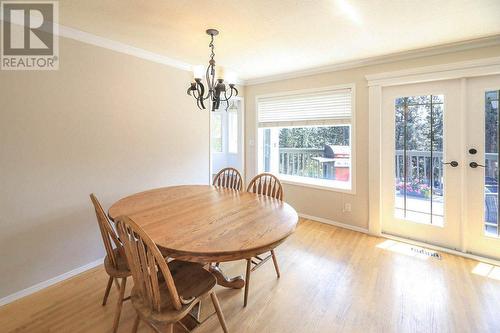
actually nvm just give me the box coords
[209,264,245,289]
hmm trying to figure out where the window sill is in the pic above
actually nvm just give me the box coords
[277,174,355,194]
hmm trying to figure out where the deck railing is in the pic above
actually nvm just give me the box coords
[395,150,444,191]
[395,150,498,232]
[278,148,324,178]
[277,148,498,182]
[395,150,498,186]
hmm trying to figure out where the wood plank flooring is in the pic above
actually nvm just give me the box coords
[1,219,500,333]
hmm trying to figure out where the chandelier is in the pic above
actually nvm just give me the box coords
[187,29,238,111]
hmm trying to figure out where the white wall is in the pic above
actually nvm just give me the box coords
[0,36,210,298]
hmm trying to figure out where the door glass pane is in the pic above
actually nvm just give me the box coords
[395,95,444,226]
[485,90,499,237]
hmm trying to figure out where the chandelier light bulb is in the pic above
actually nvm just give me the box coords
[192,65,205,79]
[216,66,225,80]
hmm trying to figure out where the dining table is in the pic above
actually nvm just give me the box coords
[108,184,299,289]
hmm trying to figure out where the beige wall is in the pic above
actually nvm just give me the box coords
[0,37,211,298]
[244,45,500,230]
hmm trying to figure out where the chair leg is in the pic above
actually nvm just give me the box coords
[160,324,174,333]
[210,292,228,333]
[132,314,140,333]
[114,278,121,291]
[244,259,251,307]
[102,276,113,306]
[271,250,281,278]
[112,277,127,333]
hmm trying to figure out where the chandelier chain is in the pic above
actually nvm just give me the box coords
[209,34,215,61]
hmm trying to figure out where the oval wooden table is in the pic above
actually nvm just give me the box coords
[108,185,298,289]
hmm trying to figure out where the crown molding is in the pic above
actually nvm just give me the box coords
[244,35,500,86]
[1,14,192,71]
[58,24,193,71]
[365,56,500,86]
[58,24,247,85]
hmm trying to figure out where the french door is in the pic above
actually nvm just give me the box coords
[466,75,500,259]
[381,80,462,250]
[381,76,500,260]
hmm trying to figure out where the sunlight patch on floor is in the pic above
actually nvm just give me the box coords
[376,240,441,260]
[472,262,500,281]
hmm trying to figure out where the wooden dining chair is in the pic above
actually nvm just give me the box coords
[115,215,229,333]
[213,167,243,190]
[90,194,131,333]
[243,173,284,306]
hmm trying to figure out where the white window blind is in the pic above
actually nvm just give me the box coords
[257,88,352,127]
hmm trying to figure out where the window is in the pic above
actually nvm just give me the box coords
[211,112,222,153]
[257,85,354,191]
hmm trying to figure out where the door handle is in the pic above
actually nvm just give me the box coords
[469,162,485,168]
[442,161,459,167]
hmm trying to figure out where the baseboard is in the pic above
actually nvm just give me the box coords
[299,213,369,234]
[301,214,500,265]
[381,233,500,266]
[0,257,104,307]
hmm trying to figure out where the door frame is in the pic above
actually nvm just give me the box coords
[367,56,500,256]
[208,95,245,183]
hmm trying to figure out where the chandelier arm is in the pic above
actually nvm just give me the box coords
[191,87,203,110]
[224,91,231,111]
[205,65,212,93]
[191,87,200,100]
[232,85,239,96]
[198,97,205,110]
[196,81,206,109]
[202,89,213,101]
[210,65,217,93]
[196,81,205,98]
[227,88,234,101]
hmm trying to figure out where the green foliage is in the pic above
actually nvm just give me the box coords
[279,126,350,148]
[395,96,443,152]
[396,92,499,155]
[485,91,499,154]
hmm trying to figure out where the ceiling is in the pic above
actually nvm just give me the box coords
[59,0,500,81]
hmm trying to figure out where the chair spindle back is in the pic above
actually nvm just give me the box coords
[246,173,284,200]
[115,216,182,312]
[213,167,243,190]
[90,193,123,269]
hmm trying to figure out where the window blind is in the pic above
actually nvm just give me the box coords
[257,88,352,127]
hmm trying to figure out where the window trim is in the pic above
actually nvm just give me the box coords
[254,83,356,194]
[227,109,239,154]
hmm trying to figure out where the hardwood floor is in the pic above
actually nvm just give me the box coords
[1,219,500,333]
